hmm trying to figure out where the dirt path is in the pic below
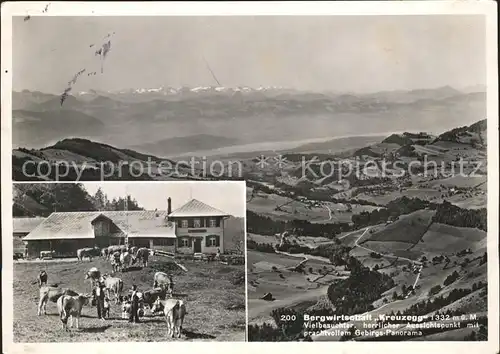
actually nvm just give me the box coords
[274,249,330,264]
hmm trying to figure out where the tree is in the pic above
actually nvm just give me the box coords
[14,183,97,216]
[392,291,398,301]
[108,195,144,211]
[92,187,109,211]
[428,285,442,296]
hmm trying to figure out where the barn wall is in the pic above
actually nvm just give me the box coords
[26,239,94,258]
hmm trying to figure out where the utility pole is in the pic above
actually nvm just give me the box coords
[124,194,129,247]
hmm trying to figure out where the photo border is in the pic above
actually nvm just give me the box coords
[2,1,498,353]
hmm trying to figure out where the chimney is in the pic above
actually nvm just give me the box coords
[167,197,172,215]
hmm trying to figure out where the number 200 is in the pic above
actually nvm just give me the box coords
[281,315,297,321]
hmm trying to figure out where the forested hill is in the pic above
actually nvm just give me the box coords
[13,184,144,217]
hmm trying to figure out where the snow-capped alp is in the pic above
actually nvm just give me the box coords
[76,86,295,96]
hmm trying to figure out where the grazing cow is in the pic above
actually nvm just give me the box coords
[107,245,127,258]
[141,287,167,308]
[153,272,174,295]
[38,286,79,316]
[57,294,91,331]
[101,248,109,258]
[77,247,100,261]
[101,274,124,304]
[151,298,186,338]
[120,252,133,270]
[38,270,48,287]
[135,247,150,267]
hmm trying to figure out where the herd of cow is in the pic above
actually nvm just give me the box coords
[76,245,152,272]
[35,246,188,339]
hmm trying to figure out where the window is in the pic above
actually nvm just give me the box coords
[181,238,190,247]
[193,219,201,228]
[181,219,188,228]
[209,218,217,227]
[206,235,220,247]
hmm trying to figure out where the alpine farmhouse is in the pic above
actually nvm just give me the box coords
[22,198,232,258]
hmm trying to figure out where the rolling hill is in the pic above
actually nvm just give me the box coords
[353,119,487,160]
[12,138,199,181]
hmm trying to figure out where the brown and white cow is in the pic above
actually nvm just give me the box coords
[151,298,186,338]
[120,252,133,270]
[134,247,150,267]
[153,272,174,295]
[107,245,127,258]
[141,287,167,309]
[38,286,79,315]
[128,246,138,256]
[57,294,91,331]
[101,274,124,304]
[77,247,100,261]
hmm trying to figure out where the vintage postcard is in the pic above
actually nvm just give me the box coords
[1,1,498,354]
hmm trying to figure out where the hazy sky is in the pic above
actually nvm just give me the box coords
[82,182,245,217]
[13,15,485,94]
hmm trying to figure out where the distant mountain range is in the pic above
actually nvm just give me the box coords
[12,86,486,155]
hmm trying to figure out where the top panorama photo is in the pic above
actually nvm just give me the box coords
[11,16,486,184]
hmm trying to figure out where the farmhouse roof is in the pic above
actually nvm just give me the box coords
[13,217,46,233]
[168,198,229,218]
[23,210,176,241]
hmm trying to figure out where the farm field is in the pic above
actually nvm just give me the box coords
[365,209,435,244]
[247,188,377,223]
[13,257,246,342]
[248,232,336,248]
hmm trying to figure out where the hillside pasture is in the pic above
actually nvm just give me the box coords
[365,209,435,244]
[353,188,442,206]
[447,193,487,210]
[411,223,486,256]
[13,257,245,342]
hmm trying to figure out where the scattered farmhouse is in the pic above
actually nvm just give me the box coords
[22,198,232,258]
